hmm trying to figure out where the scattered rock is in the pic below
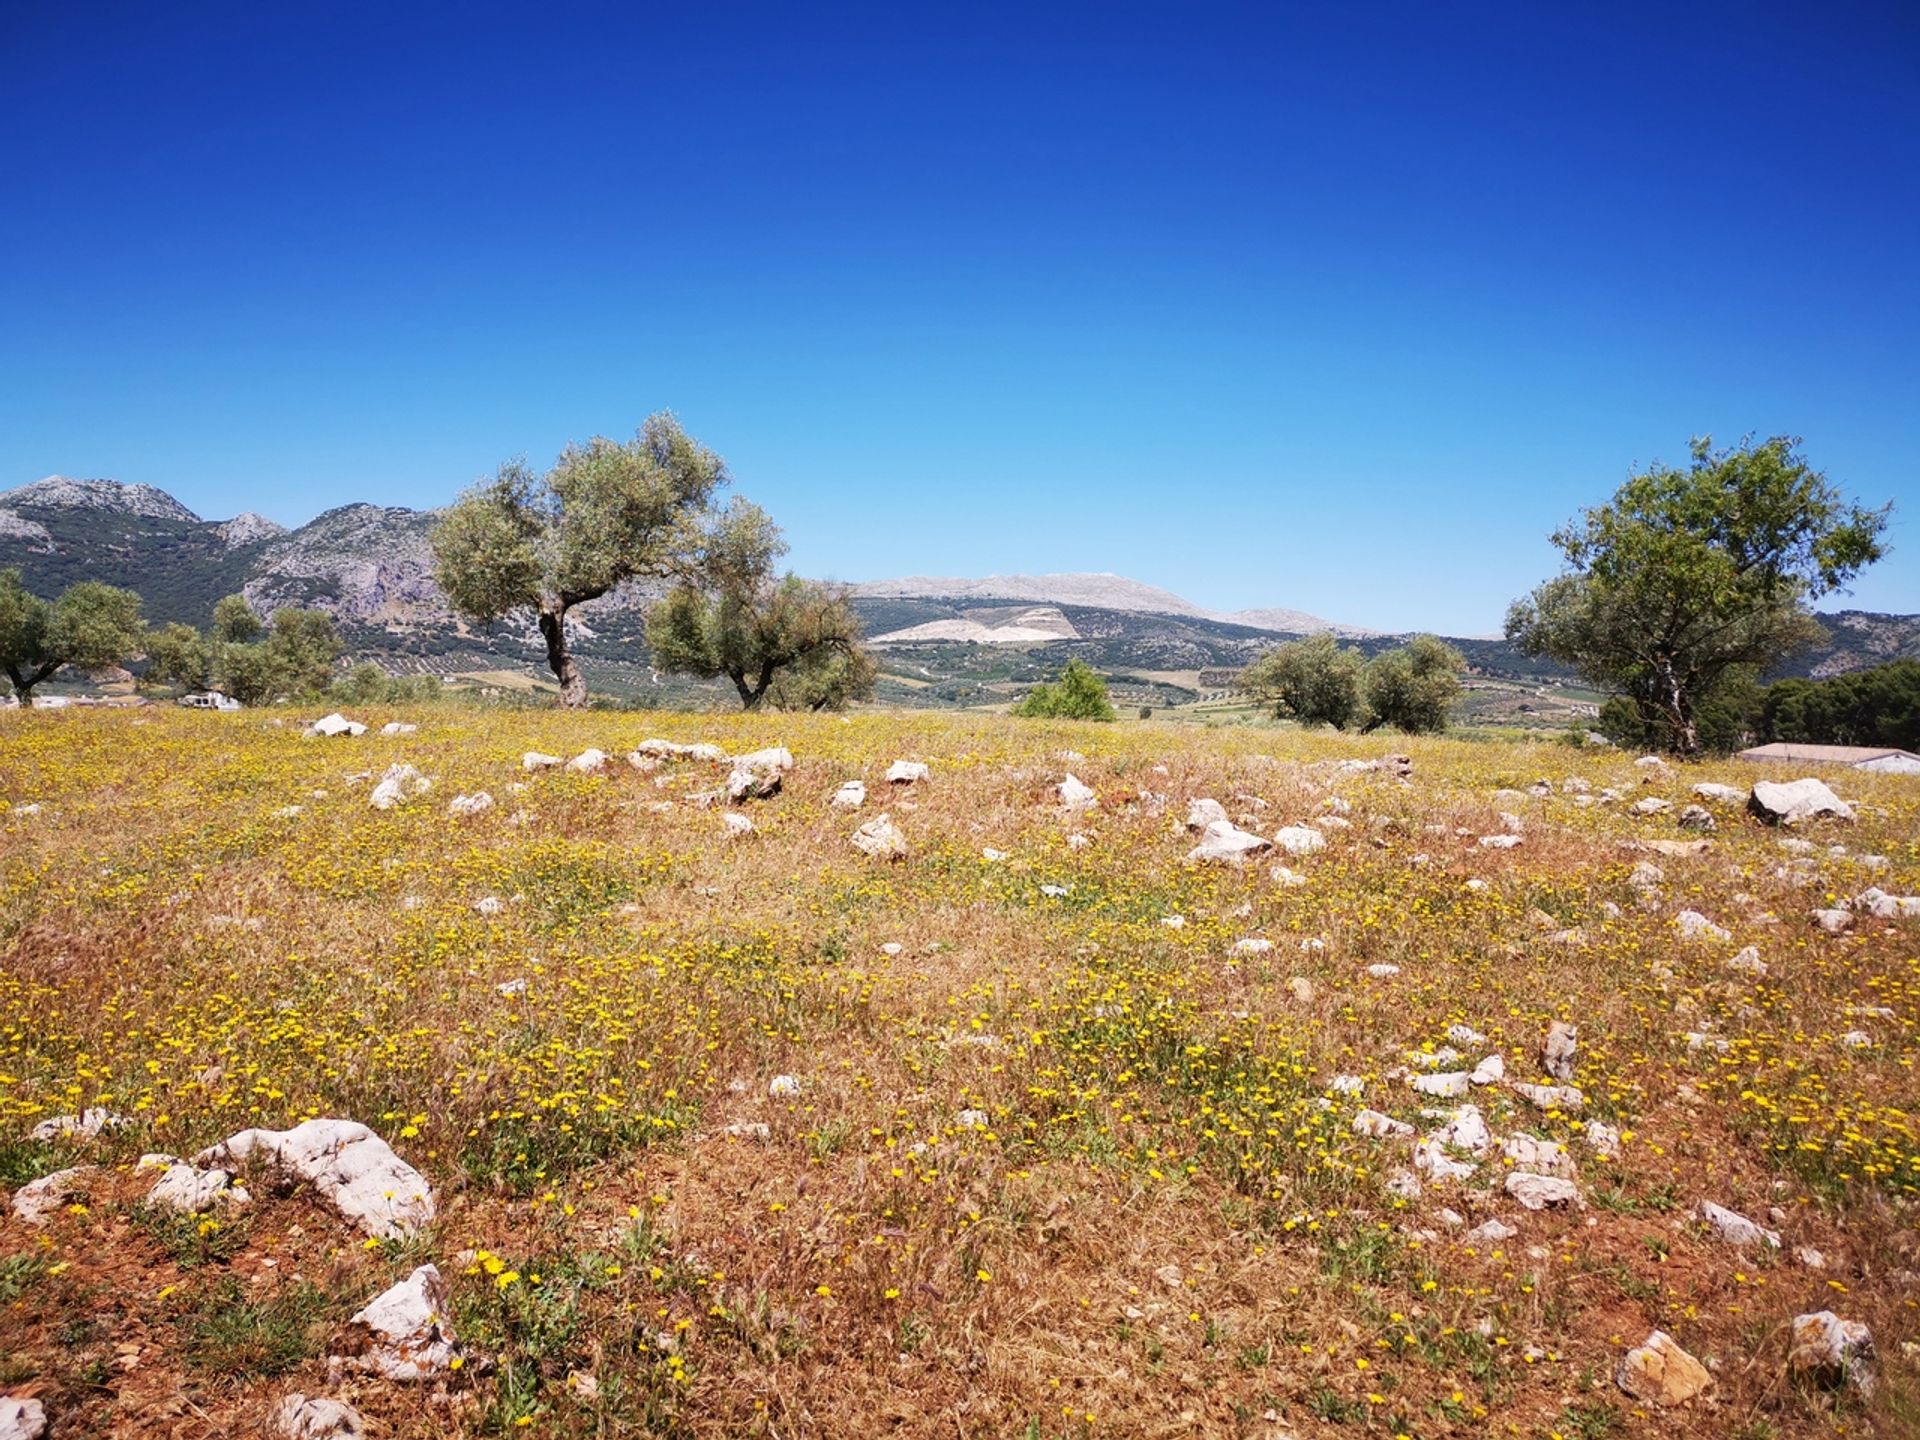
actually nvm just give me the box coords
[1478,834,1522,849]
[851,813,908,861]
[1512,1082,1584,1112]
[1466,1218,1515,1243]
[379,722,416,737]
[368,763,430,810]
[1272,826,1326,856]
[1288,977,1316,1003]
[1186,819,1272,864]
[1692,782,1746,804]
[632,739,727,763]
[1058,775,1098,811]
[1503,1135,1575,1177]
[270,1393,365,1440]
[722,812,755,838]
[1411,1071,1471,1099]
[9,1165,90,1225]
[1697,1200,1780,1248]
[1726,945,1766,976]
[522,751,561,771]
[195,1118,434,1239]
[29,1107,127,1142]
[885,760,930,785]
[1677,804,1716,831]
[147,1160,249,1215]
[1750,778,1855,826]
[1184,798,1228,831]
[1585,1122,1621,1159]
[1470,1053,1505,1085]
[1504,1171,1580,1210]
[1542,1021,1577,1081]
[307,713,366,738]
[1616,1330,1712,1407]
[1813,908,1854,934]
[1354,1110,1414,1138]
[769,1075,802,1098]
[728,747,793,801]
[1853,887,1920,919]
[830,780,867,810]
[1787,1311,1875,1396]
[566,748,609,774]
[1674,910,1730,942]
[0,1399,47,1440]
[448,791,494,816]
[338,1264,461,1380]
[1631,797,1673,816]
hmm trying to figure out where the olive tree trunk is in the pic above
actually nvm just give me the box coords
[537,603,589,709]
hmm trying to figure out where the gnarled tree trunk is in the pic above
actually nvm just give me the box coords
[537,602,589,709]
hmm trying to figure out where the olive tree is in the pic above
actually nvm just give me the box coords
[1013,657,1116,720]
[143,621,213,691]
[0,568,145,702]
[1237,633,1364,729]
[431,413,729,707]
[1507,436,1889,755]
[1362,635,1466,734]
[646,500,873,710]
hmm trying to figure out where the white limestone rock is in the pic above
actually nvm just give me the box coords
[0,1399,47,1440]
[195,1118,433,1239]
[1184,797,1228,831]
[270,1393,366,1440]
[566,748,609,774]
[9,1165,90,1225]
[368,764,430,810]
[1058,774,1098,811]
[1272,825,1326,856]
[339,1264,461,1380]
[1697,1200,1780,1248]
[1787,1311,1875,1396]
[448,791,494,816]
[1750,778,1855,826]
[1504,1171,1581,1210]
[851,813,908,861]
[1186,819,1272,864]
[307,713,366,738]
[147,1161,250,1215]
[830,780,867,810]
[1542,1021,1577,1081]
[29,1107,127,1142]
[885,760,929,785]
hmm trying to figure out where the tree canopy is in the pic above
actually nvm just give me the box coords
[431,413,729,706]
[1507,436,1889,755]
[1361,634,1465,734]
[1237,633,1363,729]
[1013,658,1116,721]
[0,569,145,701]
[646,500,873,710]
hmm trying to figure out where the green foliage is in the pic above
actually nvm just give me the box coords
[181,1276,329,1377]
[328,661,444,705]
[142,621,212,690]
[431,413,729,706]
[1013,657,1117,720]
[1362,634,1466,734]
[186,597,344,704]
[647,501,873,710]
[211,593,263,644]
[1507,435,1890,754]
[1236,633,1362,728]
[0,567,145,699]
[1755,660,1920,751]
[1597,668,1763,755]
[264,606,343,695]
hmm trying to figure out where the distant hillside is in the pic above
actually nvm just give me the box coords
[3,477,1913,708]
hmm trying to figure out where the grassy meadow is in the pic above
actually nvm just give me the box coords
[1,704,1916,1438]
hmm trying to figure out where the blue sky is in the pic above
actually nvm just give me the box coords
[2,1,1914,633]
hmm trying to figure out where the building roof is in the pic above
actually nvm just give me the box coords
[1737,742,1920,766]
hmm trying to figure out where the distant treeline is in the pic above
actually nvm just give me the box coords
[1600,659,1920,754]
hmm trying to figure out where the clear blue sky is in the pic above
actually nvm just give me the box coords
[2,1,1914,633]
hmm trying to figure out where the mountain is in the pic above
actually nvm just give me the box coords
[3,478,1915,709]
[853,572,1376,636]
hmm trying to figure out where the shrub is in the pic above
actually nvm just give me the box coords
[1014,658,1116,721]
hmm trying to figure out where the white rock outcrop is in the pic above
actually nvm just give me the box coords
[307,713,366,738]
[1697,1200,1780,1248]
[195,1118,433,1239]
[1186,819,1272,864]
[339,1265,461,1380]
[0,1398,47,1440]
[369,763,431,810]
[728,746,793,801]
[1542,1021,1577,1081]
[1271,826,1326,857]
[448,792,494,816]
[29,1107,127,1142]
[830,780,867,810]
[851,813,908,861]
[270,1394,366,1440]
[1058,774,1098,811]
[147,1159,250,1215]
[885,760,930,785]
[9,1166,90,1225]
[1184,798,1228,831]
[1504,1171,1580,1209]
[566,748,609,774]
[1750,778,1855,826]
[1787,1311,1875,1395]
[523,751,562,771]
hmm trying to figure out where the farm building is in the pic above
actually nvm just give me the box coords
[1736,742,1920,774]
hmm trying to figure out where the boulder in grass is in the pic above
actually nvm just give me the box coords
[0,1399,47,1440]
[1787,1311,1876,1396]
[29,1107,127,1142]
[523,751,561,771]
[338,1265,462,1380]
[448,792,494,816]
[1186,819,1272,864]
[1504,1171,1580,1210]
[307,713,366,738]
[1697,1200,1780,1249]
[1058,774,1097,811]
[1184,798,1228,831]
[195,1118,433,1240]
[369,764,431,811]
[270,1394,365,1440]
[885,760,929,785]
[566,748,609,774]
[1272,825,1326,857]
[146,1159,250,1215]
[1750,778,1855,826]
[380,722,417,736]
[830,780,867,810]
[9,1166,91,1226]
[1542,1021,1577,1081]
[1616,1330,1711,1407]
[851,814,908,861]
[728,747,793,802]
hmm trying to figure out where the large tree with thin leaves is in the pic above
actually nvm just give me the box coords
[646,500,873,710]
[431,413,729,706]
[0,569,145,703]
[1506,436,1889,755]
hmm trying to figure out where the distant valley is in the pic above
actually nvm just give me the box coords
[5,476,1916,717]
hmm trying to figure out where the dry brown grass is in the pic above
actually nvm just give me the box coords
[0,705,1916,1438]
